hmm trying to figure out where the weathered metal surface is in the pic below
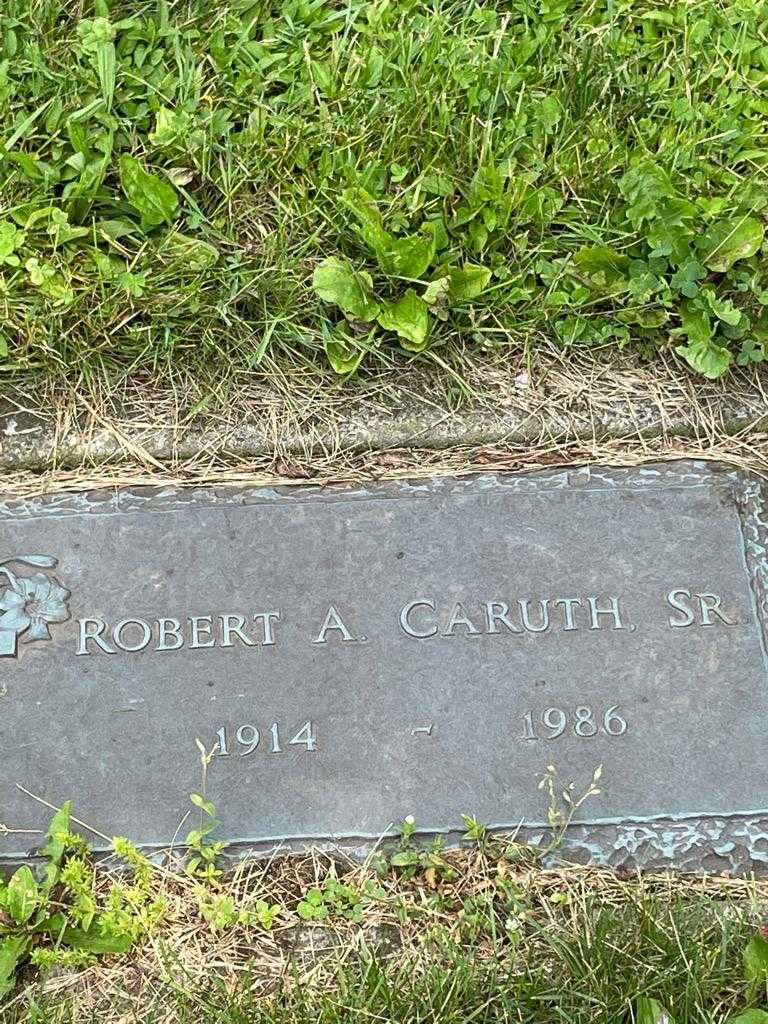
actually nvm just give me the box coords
[1,461,767,871]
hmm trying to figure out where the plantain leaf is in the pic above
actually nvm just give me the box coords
[0,936,30,998]
[573,246,630,285]
[447,263,492,301]
[745,934,768,984]
[313,256,380,322]
[699,217,764,272]
[39,800,72,899]
[5,866,39,924]
[376,233,435,279]
[60,926,133,954]
[377,289,429,351]
[119,155,179,229]
[321,324,368,375]
[636,996,676,1024]
[341,186,390,254]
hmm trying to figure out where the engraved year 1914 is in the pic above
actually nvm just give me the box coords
[213,720,317,756]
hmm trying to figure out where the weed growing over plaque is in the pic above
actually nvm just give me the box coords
[0,804,165,1000]
[379,818,460,884]
[185,740,226,882]
[2,0,768,390]
[184,794,226,884]
[539,762,604,846]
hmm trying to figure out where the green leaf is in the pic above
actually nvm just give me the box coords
[423,277,450,307]
[96,38,116,112]
[0,935,30,999]
[422,173,453,197]
[702,288,742,326]
[728,1013,768,1024]
[322,324,367,375]
[745,934,768,983]
[390,850,420,867]
[645,203,696,264]
[163,233,219,272]
[536,94,561,133]
[675,300,734,381]
[361,46,384,88]
[377,233,435,279]
[339,187,437,279]
[670,259,706,298]
[77,18,116,111]
[40,801,71,862]
[636,996,675,1024]
[447,264,492,301]
[61,925,133,954]
[32,911,66,935]
[676,336,733,379]
[97,219,142,240]
[5,866,39,924]
[118,155,179,229]
[0,221,23,265]
[190,793,216,817]
[679,300,712,346]
[619,160,677,228]
[186,819,217,845]
[149,106,192,148]
[739,338,765,367]
[573,246,630,285]
[297,893,329,920]
[313,256,380,322]
[341,186,389,254]
[377,289,430,351]
[699,217,764,272]
[40,800,72,898]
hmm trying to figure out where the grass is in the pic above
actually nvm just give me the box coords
[4,846,768,1023]
[1,0,768,401]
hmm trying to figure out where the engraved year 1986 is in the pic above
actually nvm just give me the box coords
[214,720,317,756]
[521,705,627,740]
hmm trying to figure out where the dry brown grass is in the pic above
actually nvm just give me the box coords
[2,348,768,498]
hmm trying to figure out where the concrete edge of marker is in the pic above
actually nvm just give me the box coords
[1,388,767,472]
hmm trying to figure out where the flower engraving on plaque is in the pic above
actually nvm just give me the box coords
[0,556,71,658]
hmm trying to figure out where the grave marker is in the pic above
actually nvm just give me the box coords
[1,462,767,872]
